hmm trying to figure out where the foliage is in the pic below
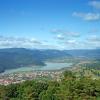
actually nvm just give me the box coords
[0,71,100,100]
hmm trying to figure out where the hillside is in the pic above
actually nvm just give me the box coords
[0,48,71,73]
[0,48,100,73]
[0,71,100,100]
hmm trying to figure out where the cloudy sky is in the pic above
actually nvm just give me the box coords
[0,0,100,49]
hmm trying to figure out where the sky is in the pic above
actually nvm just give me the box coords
[0,0,100,49]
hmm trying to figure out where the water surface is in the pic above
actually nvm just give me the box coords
[2,62,72,74]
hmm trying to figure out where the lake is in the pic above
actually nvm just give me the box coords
[2,62,72,74]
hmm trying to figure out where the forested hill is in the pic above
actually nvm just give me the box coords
[0,48,100,73]
[0,71,100,100]
[0,48,71,73]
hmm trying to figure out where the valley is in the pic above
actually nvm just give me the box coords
[0,48,100,86]
[0,48,100,99]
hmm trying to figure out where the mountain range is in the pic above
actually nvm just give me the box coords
[0,48,100,73]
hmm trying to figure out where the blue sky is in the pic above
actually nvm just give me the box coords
[0,0,100,49]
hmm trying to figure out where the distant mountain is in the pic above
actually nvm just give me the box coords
[66,49,100,59]
[0,48,71,73]
[0,48,100,73]
[0,49,45,73]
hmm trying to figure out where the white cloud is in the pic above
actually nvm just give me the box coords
[87,35,100,42]
[61,34,100,49]
[73,12,100,21]
[0,36,43,48]
[67,39,76,44]
[0,34,100,50]
[56,34,65,40]
[79,35,100,49]
[64,31,80,37]
[51,29,80,39]
[65,39,79,47]
[0,35,64,50]
[89,1,100,9]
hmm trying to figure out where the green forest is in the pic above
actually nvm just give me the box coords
[0,71,100,100]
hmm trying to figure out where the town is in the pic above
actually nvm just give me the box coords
[0,71,62,85]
